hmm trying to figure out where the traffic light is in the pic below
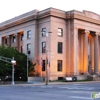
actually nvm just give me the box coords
[14,62,16,66]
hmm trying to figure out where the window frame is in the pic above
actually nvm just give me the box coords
[58,42,63,53]
[42,28,46,37]
[21,46,23,53]
[58,28,63,37]
[27,30,31,39]
[42,60,45,71]
[21,34,24,41]
[5,38,7,44]
[27,43,31,54]
[57,60,62,71]
[42,42,46,53]
[12,36,16,43]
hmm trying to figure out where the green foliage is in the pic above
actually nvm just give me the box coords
[0,45,35,81]
[29,63,36,72]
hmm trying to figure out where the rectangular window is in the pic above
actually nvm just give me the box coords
[27,43,31,54]
[42,28,46,36]
[42,42,46,53]
[42,60,45,71]
[58,42,63,53]
[21,34,24,41]
[21,46,23,53]
[5,38,7,44]
[27,30,31,39]
[12,36,16,43]
[57,60,62,71]
[58,28,63,36]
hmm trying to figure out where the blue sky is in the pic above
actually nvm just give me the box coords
[0,0,100,23]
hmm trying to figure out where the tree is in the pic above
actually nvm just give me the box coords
[0,45,35,81]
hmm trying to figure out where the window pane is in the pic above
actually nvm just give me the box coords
[5,38,7,44]
[21,34,24,41]
[42,28,46,36]
[27,43,31,50]
[58,32,62,36]
[12,36,16,43]
[21,46,23,53]
[27,43,31,54]
[58,42,62,53]
[58,28,63,36]
[42,42,46,53]
[27,30,31,39]
[58,28,62,32]
[42,60,45,71]
[57,60,62,71]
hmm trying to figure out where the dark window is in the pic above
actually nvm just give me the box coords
[42,60,45,71]
[12,36,16,43]
[21,46,23,53]
[42,42,46,53]
[57,60,62,71]
[58,28,63,36]
[27,43,31,54]
[27,30,31,39]
[42,28,46,36]
[21,34,24,41]
[58,42,63,53]
[5,38,7,44]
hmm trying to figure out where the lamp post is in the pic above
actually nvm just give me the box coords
[27,55,28,82]
[45,31,52,85]
[27,54,29,82]
[11,57,16,85]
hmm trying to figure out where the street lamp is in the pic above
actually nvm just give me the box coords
[27,50,30,82]
[11,57,16,85]
[27,54,29,82]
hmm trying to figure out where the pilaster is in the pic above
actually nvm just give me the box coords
[94,32,99,73]
[84,30,89,73]
[73,27,78,75]
[6,35,10,46]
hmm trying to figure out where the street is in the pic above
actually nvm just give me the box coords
[0,82,100,100]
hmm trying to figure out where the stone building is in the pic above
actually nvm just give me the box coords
[0,7,100,80]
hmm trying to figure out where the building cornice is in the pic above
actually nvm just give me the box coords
[0,15,37,31]
[0,8,100,31]
[66,10,100,25]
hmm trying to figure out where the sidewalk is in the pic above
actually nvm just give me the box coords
[0,81,100,86]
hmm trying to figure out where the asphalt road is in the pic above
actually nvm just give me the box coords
[0,82,100,100]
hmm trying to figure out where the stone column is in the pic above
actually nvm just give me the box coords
[14,33,19,50]
[90,35,94,74]
[94,33,99,73]
[84,30,89,73]
[6,35,10,46]
[73,27,78,75]
[80,34,84,73]
[98,35,100,73]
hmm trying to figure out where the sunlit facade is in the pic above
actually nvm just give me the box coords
[0,8,100,80]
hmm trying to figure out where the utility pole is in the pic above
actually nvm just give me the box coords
[11,57,15,85]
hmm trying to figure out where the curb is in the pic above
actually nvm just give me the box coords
[0,81,100,86]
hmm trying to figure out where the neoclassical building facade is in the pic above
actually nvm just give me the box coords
[0,7,100,80]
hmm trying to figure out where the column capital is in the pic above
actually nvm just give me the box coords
[85,30,90,34]
[95,32,100,36]
[6,35,10,38]
[13,33,18,36]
